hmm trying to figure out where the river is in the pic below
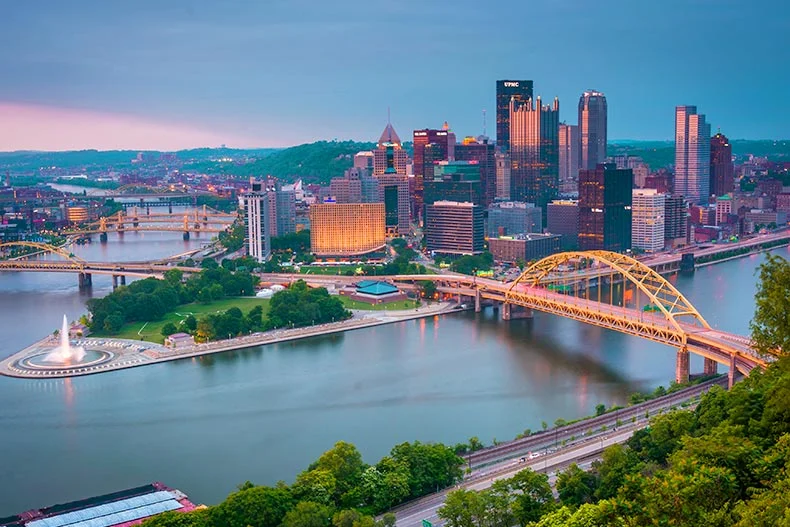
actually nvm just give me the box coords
[0,233,783,515]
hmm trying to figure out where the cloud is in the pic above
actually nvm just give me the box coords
[0,103,270,151]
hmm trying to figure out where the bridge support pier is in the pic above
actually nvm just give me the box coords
[120,275,126,286]
[112,275,118,289]
[502,302,532,321]
[728,354,737,389]
[78,272,92,289]
[183,231,190,241]
[675,347,690,384]
[703,357,718,376]
[474,289,481,313]
[99,232,108,243]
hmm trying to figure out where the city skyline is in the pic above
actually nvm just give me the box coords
[1,0,788,151]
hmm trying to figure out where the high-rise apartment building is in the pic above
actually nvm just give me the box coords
[675,105,711,205]
[664,195,688,246]
[496,80,534,150]
[309,203,386,257]
[373,123,408,176]
[558,123,579,194]
[486,201,542,237]
[241,179,271,262]
[495,152,511,200]
[631,189,665,252]
[509,96,560,212]
[456,136,495,206]
[578,90,607,171]
[424,201,484,255]
[710,132,734,198]
[546,200,579,249]
[578,163,632,251]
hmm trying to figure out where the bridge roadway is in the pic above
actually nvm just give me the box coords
[0,260,201,279]
[390,376,728,527]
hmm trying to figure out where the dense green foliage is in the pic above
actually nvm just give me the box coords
[434,252,494,276]
[751,253,790,355]
[218,221,246,253]
[140,441,461,527]
[272,230,311,253]
[265,280,351,329]
[87,267,256,333]
[182,141,377,184]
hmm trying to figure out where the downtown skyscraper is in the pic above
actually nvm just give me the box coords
[578,90,607,171]
[710,131,734,198]
[675,106,711,205]
[496,80,533,150]
[558,123,579,193]
[509,96,560,213]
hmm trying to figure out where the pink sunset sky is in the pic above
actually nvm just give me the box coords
[0,104,275,151]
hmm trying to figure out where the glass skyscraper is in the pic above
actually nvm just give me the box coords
[578,90,607,171]
[496,80,533,150]
[675,105,711,205]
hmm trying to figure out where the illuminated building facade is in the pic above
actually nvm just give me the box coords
[664,194,688,246]
[241,179,271,262]
[496,79,533,150]
[424,201,484,255]
[547,199,579,249]
[495,151,511,200]
[455,136,496,206]
[489,233,561,263]
[631,189,665,252]
[373,123,408,176]
[509,96,560,212]
[65,206,89,223]
[309,203,386,257]
[578,163,632,251]
[558,123,579,194]
[578,90,607,170]
[710,132,734,197]
[675,105,711,205]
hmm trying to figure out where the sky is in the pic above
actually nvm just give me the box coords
[0,0,788,151]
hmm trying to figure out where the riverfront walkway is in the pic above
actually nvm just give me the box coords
[0,302,459,379]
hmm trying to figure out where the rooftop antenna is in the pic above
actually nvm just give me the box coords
[387,106,391,125]
[482,109,487,137]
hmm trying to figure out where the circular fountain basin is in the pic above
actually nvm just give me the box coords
[19,348,113,370]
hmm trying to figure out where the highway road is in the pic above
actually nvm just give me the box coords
[389,376,728,527]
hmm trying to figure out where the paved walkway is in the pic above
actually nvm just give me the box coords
[0,302,459,379]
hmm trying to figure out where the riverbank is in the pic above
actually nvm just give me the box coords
[0,301,460,379]
[695,240,790,269]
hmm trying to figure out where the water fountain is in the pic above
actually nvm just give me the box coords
[43,315,86,364]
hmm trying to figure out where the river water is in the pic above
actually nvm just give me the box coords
[0,229,782,515]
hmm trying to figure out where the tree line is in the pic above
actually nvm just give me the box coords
[141,440,464,527]
[88,264,256,333]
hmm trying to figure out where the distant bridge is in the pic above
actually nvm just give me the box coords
[64,207,238,240]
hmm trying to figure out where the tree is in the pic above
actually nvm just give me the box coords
[390,441,465,499]
[184,315,198,332]
[750,254,790,355]
[161,322,178,336]
[556,463,599,506]
[280,501,334,527]
[595,403,606,416]
[313,441,367,504]
[438,489,488,527]
[210,485,293,527]
[501,468,555,524]
[419,280,437,300]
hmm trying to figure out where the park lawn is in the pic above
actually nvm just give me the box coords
[92,297,270,344]
[338,297,420,311]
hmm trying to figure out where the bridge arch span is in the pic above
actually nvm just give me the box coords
[0,242,86,265]
[509,250,711,338]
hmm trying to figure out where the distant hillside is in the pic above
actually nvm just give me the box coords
[609,139,790,170]
[182,140,377,184]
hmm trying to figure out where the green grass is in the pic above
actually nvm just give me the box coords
[92,297,270,344]
[338,297,420,311]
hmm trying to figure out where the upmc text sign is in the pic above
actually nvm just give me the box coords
[503,81,519,87]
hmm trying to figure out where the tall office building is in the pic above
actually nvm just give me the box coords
[423,161,482,209]
[456,136,496,206]
[275,186,296,236]
[715,194,732,226]
[578,90,607,171]
[377,174,410,236]
[424,201,484,255]
[558,123,580,193]
[664,195,688,246]
[329,168,380,204]
[309,203,386,257]
[495,152,511,200]
[373,122,408,176]
[547,200,579,249]
[631,189,665,252]
[675,105,711,205]
[241,179,271,262]
[710,132,734,198]
[412,126,455,218]
[509,96,560,213]
[496,80,534,150]
[486,201,542,237]
[578,163,632,251]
